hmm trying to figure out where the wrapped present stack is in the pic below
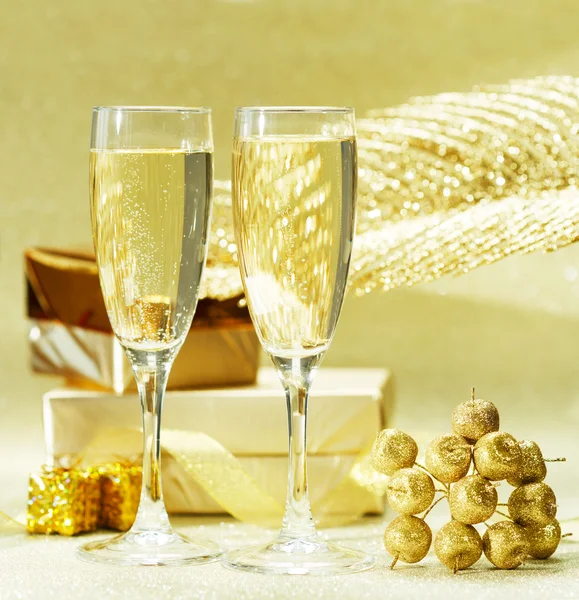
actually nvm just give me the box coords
[25,247,393,534]
[26,247,259,392]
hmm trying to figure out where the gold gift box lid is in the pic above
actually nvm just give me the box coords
[44,368,393,458]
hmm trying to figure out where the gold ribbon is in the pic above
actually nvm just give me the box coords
[0,512,26,530]
[80,427,387,528]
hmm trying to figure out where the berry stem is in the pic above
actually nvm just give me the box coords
[471,387,475,404]
[544,458,567,462]
[414,462,430,474]
[421,495,448,519]
[562,533,573,538]
[390,555,399,570]
[415,462,450,490]
[494,509,512,520]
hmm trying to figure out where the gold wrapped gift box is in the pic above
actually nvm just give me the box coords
[98,464,142,531]
[43,368,393,521]
[27,463,142,535]
[26,247,260,393]
[27,467,101,536]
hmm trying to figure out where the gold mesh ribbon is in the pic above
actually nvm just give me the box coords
[203,76,579,300]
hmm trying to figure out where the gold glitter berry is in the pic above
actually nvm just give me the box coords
[435,521,483,573]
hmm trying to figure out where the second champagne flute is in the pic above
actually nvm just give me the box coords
[79,106,220,566]
[225,107,375,575]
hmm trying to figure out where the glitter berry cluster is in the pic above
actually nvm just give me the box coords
[371,389,565,572]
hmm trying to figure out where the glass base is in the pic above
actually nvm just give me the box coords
[223,535,375,575]
[78,529,221,567]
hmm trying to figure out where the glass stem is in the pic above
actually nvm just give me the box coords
[127,347,176,534]
[274,355,321,540]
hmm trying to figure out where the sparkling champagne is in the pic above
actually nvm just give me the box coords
[90,149,212,350]
[233,136,356,358]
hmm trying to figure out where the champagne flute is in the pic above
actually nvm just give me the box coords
[225,107,374,575]
[79,106,219,566]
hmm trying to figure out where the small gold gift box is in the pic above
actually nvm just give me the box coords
[25,247,260,392]
[27,463,143,536]
[98,464,142,532]
[27,467,101,536]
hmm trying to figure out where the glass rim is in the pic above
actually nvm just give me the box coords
[235,106,354,115]
[93,105,211,114]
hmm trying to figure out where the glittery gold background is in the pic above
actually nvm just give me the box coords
[3,0,579,472]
